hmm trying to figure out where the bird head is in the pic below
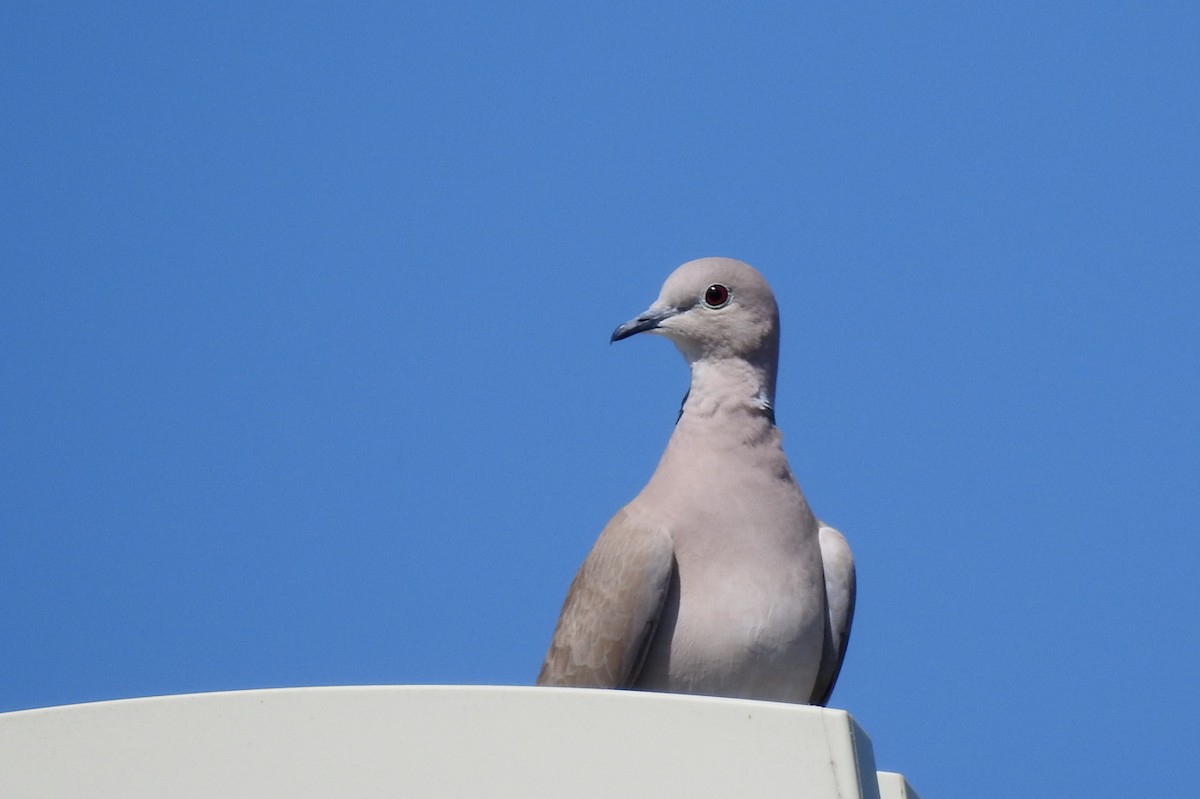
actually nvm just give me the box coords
[611,257,780,366]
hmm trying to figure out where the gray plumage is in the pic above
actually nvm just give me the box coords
[538,258,855,705]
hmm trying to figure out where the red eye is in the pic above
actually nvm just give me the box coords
[704,284,730,308]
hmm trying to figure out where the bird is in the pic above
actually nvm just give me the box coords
[536,257,855,705]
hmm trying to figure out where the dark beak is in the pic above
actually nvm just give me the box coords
[611,307,677,342]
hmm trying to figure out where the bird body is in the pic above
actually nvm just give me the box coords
[538,258,854,705]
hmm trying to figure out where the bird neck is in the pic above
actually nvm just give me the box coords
[680,357,777,425]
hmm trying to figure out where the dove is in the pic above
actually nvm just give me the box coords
[537,257,854,705]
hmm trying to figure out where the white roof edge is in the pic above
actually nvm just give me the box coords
[0,685,915,799]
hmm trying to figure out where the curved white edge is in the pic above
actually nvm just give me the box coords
[0,686,913,799]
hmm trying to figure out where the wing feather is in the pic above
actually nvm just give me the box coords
[809,522,856,706]
[537,507,675,688]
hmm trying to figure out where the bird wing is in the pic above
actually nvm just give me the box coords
[809,522,856,706]
[537,507,675,688]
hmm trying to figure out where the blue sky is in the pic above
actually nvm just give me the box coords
[3,3,1197,795]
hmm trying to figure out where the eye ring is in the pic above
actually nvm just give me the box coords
[703,283,731,309]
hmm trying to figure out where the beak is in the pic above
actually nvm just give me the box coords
[611,306,678,342]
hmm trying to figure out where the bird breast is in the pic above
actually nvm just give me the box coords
[632,426,828,702]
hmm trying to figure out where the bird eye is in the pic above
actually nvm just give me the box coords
[704,284,730,308]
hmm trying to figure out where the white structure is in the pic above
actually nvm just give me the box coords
[0,686,920,798]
